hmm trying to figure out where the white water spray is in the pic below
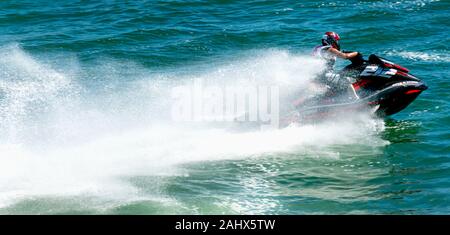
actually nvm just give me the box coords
[0,45,388,209]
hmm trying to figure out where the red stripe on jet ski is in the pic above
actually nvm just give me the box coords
[384,63,410,73]
[352,79,370,90]
[405,89,421,95]
[396,70,409,77]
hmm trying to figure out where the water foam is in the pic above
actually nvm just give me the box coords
[386,50,450,63]
[0,46,388,211]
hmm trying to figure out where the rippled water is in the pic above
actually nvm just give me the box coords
[0,0,449,214]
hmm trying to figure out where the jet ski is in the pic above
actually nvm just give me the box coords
[284,53,428,124]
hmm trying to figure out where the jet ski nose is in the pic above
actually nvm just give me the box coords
[419,82,428,91]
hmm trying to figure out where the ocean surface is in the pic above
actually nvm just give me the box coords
[0,0,449,214]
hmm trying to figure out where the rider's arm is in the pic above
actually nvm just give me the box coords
[328,48,359,59]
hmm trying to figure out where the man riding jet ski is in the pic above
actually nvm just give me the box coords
[311,32,361,87]
[284,32,427,125]
[313,32,360,69]
[289,31,363,111]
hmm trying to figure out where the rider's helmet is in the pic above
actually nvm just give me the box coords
[322,32,341,51]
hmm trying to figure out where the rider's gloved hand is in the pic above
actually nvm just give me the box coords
[349,52,364,65]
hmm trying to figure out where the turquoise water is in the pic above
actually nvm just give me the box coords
[0,0,449,214]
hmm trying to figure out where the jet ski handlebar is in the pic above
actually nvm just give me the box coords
[342,50,366,65]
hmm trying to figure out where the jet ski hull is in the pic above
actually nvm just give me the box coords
[369,80,427,116]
